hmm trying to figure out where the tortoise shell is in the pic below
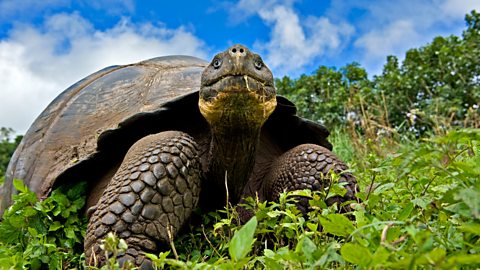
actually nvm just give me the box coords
[1,55,331,213]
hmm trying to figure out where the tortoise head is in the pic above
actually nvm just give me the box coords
[199,44,277,130]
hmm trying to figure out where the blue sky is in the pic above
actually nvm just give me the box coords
[0,0,478,134]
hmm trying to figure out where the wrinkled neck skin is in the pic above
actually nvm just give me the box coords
[206,121,262,204]
[199,44,278,206]
[200,91,275,205]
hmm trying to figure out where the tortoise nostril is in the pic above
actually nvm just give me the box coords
[229,45,247,57]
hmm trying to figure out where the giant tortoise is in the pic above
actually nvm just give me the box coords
[1,45,358,268]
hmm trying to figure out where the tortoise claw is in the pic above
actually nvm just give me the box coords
[86,205,97,219]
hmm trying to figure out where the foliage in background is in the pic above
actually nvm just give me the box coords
[0,9,478,270]
[142,128,479,269]
[0,129,478,269]
[0,181,87,269]
[0,127,22,183]
[277,11,480,136]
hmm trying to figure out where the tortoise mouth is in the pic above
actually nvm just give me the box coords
[198,75,277,127]
[199,75,276,102]
[203,73,274,88]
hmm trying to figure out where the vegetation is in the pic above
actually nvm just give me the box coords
[0,181,86,269]
[277,11,479,136]
[159,128,480,269]
[0,127,22,184]
[0,10,478,270]
[0,129,478,269]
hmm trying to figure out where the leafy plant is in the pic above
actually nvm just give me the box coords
[0,11,479,270]
[277,11,480,137]
[0,129,478,269]
[0,127,22,181]
[118,128,476,270]
[0,180,87,269]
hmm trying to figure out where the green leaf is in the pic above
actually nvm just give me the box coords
[446,254,480,265]
[27,227,38,237]
[118,239,128,251]
[262,256,284,270]
[398,202,414,220]
[48,221,63,232]
[371,246,390,267]
[455,188,480,219]
[319,214,355,237]
[296,236,317,262]
[458,222,480,235]
[412,197,430,209]
[340,243,372,266]
[228,216,257,261]
[373,183,395,194]
[327,183,347,198]
[23,206,39,218]
[427,248,446,263]
[65,227,76,239]
[12,179,28,193]
[306,222,318,232]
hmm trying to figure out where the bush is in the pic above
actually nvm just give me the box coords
[0,129,478,269]
[1,11,478,270]
[0,127,22,180]
[148,129,480,269]
[277,11,480,137]
[0,181,87,269]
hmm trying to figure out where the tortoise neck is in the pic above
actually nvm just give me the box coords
[206,124,261,204]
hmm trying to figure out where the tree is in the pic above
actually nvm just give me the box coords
[276,63,372,129]
[277,10,480,136]
[0,128,22,179]
[375,10,480,134]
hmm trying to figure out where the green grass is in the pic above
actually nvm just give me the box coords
[1,128,479,269]
[327,128,357,164]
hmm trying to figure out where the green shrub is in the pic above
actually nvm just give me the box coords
[0,129,478,269]
[0,127,22,179]
[153,129,479,269]
[277,11,480,136]
[0,11,478,269]
[0,181,87,269]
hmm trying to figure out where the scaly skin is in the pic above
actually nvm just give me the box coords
[85,131,200,268]
[85,45,358,269]
[265,144,358,213]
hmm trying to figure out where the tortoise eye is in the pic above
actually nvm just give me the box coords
[212,58,222,69]
[254,60,263,70]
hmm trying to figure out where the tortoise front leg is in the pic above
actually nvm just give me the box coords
[265,144,358,213]
[85,131,201,269]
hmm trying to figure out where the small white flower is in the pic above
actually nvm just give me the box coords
[346,111,357,121]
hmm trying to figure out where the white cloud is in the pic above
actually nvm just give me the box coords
[229,0,354,75]
[226,0,478,77]
[226,0,299,23]
[227,0,476,77]
[441,0,480,18]
[0,12,207,134]
[354,20,423,74]
[329,0,479,75]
